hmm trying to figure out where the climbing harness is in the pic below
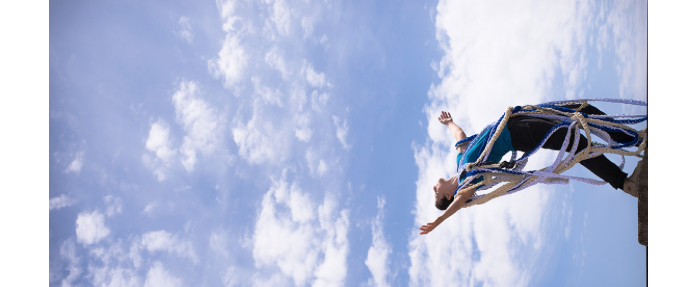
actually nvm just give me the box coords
[454,98,647,209]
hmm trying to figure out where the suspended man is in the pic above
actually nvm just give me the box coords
[420,100,647,235]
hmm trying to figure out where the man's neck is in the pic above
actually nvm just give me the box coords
[447,175,460,199]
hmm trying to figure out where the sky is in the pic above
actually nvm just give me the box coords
[45,0,651,286]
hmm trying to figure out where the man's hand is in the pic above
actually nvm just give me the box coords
[438,111,467,152]
[438,111,454,126]
[419,216,443,235]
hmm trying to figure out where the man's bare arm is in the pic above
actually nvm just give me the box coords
[419,184,478,235]
[438,111,467,153]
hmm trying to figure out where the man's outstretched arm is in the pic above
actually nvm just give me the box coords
[438,111,467,153]
[419,183,478,235]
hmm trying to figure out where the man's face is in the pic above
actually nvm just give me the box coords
[433,178,452,202]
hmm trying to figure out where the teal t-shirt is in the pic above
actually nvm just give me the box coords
[457,124,514,187]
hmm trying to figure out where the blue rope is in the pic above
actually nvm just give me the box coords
[540,98,647,106]
[586,122,640,148]
[455,134,478,148]
[592,116,648,125]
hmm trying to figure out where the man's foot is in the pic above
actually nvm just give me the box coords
[623,160,643,197]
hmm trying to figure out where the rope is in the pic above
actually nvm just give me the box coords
[454,98,647,208]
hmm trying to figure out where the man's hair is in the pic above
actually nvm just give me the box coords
[435,194,455,211]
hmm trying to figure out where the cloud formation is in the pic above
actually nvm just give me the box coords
[209,34,248,89]
[365,196,392,287]
[103,195,123,217]
[59,239,82,287]
[172,81,222,172]
[142,81,225,177]
[231,104,291,165]
[143,118,176,180]
[306,149,328,177]
[251,172,350,286]
[144,261,182,287]
[304,63,326,88]
[65,151,84,174]
[145,119,176,164]
[57,228,197,287]
[333,116,350,150]
[139,230,198,263]
[76,210,110,245]
[209,0,341,173]
[178,16,193,43]
[50,194,75,211]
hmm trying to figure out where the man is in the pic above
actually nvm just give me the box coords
[420,104,644,235]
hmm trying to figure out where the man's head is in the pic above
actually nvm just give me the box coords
[433,177,456,211]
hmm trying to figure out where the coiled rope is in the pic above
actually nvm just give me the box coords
[454,98,647,209]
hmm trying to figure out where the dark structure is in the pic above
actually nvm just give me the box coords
[638,146,648,246]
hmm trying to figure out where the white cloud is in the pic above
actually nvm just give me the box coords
[65,151,84,174]
[222,265,291,287]
[289,84,308,112]
[301,16,314,39]
[77,236,159,287]
[305,149,328,177]
[103,195,123,217]
[332,115,350,149]
[408,0,601,285]
[209,230,229,258]
[265,46,291,79]
[562,194,573,240]
[76,210,110,245]
[310,90,330,112]
[144,261,182,287]
[209,34,247,88]
[60,239,82,287]
[251,77,284,107]
[364,196,392,287]
[304,64,326,88]
[318,161,328,176]
[140,230,198,263]
[66,235,141,287]
[50,194,75,211]
[143,118,176,180]
[145,119,176,164]
[172,81,222,172]
[142,154,166,181]
[179,16,193,43]
[143,202,157,214]
[63,233,168,287]
[294,112,313,142]
[217,0,240,33]
[251,172,349,286]
[312,197,350,287]
[231,105,290,165]
[252,178,319,286]
[263,0,291,36]
[89,266,140,287]
[222,266,245,287]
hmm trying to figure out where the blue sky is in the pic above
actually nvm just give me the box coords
[46,0,650,286]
